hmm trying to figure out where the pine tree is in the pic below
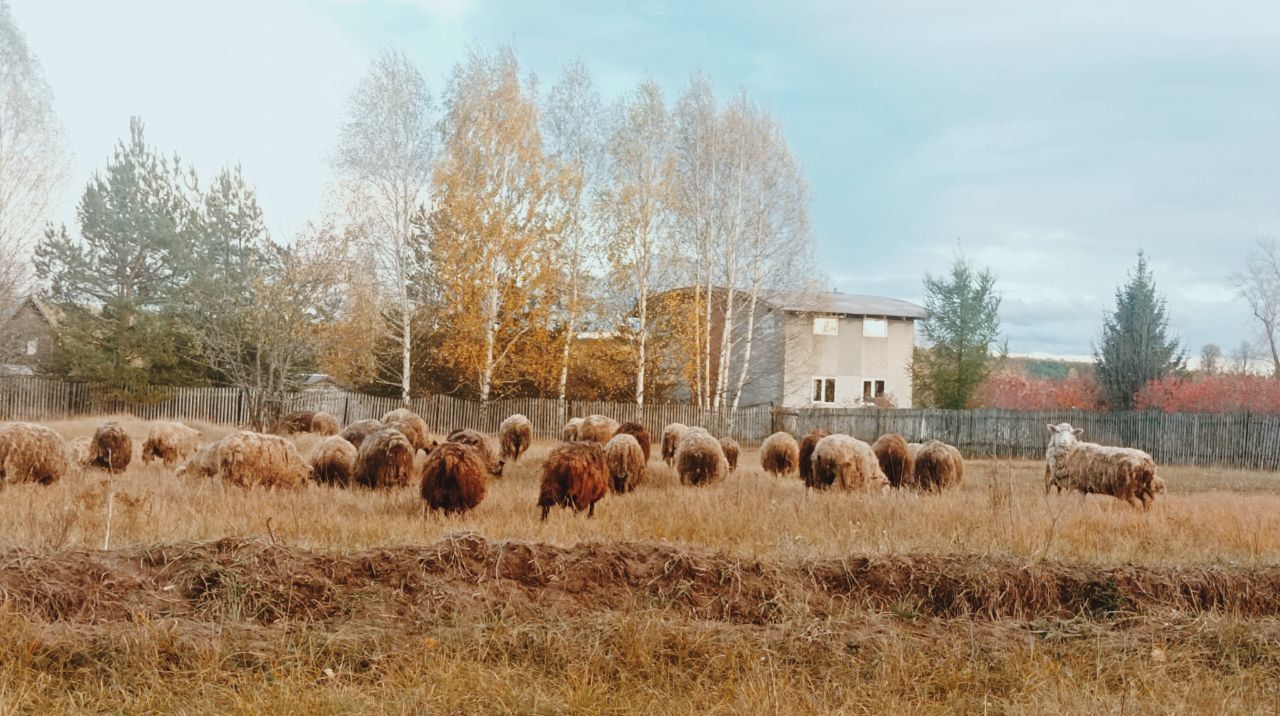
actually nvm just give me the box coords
[913,253,1002,408]
[34,117,202,394]
[1094,252,1184,410]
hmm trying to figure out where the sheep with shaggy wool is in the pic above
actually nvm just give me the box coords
[760,432,800,478]
[142,421,201,467]
[613,421,652,463]
[420,442,488,514]
[215,431,311,489]
[538,441,608,521]
[811,434,889,493]
[798,429,831,488]
[871,433,913,489]
[660,423,687,466]
[310,435,358,487]
[0,423,68,486]
[274,410,340,436]
[577,415,620,444]
[1045,422,1158,509]
[354,428,415,489]
[177,442,219,479]
[604,433,645,494]
[675,428,728,486]
[720,438,740,473]
[562,417,583,442]
[383,411,433,452]
[909,440,963,491]
[89,421,132,473]
[499,414,534,463]
[447,429,504,477]
[340,419,383,449]
[67,436,92,467]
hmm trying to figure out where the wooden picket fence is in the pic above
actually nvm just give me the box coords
[2,376,1279,469]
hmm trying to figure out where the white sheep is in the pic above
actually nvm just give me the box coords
[1044,422,1158,510]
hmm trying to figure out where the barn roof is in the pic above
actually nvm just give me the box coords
[760,290,928,319]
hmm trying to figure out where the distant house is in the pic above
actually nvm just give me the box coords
[654,288,926,409]
[0,294,62,376]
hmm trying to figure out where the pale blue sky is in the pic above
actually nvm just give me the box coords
[13,0,1280,359]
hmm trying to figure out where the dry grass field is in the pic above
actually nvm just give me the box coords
[0,414,1279,713]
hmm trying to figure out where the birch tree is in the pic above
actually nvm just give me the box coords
[543,59,604,406]
[1234,238,1280,376]
[428,47,568,402]
[0,0,69,329]
[332,50,436,404]
[599,79,675,415]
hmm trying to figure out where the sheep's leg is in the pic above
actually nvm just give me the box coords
[588,502,595,518]
[540,505,550,522]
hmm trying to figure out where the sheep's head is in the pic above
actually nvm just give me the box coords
[1046,423,1083,450]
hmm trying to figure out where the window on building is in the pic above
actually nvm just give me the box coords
[25,339,36,356]
[862,379,885,402]
[813,316,838,336]
[862,318,888,337]
[812,377,836,404]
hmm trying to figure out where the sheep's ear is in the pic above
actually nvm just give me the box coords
[1072,428,1083,437]
[1046,424,1057,433]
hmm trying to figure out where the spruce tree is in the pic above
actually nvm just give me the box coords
[1094,252,1184,410]
[914,253,1002,408]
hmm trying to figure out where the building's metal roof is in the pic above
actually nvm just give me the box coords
[761,290,927,319]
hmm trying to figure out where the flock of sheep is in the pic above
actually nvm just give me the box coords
[0,412,1165,521]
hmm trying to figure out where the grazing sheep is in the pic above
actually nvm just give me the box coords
[720,438,740,473]
[89,421,132,473]
[660,423,688,466]
[811,434,889,493]
[613,421,652,463]
[446,429,504,477]
[604,433,645,494]
[499,414,534,463]
[562,417,583,442]
[274,410,340,436]
[871,433,913,489]
[1045,422,1158,510]
[798,429,831,488]
[310,435,358,487]
[909,439,963,492]
[141,421,201,467]
[383,409,433,452]
[420,442,487,514]
[340,419,383,449]
[760,432,800,478]
[0,423,68,486]
[177,442,219,479]
[354,428,415,489]
[577,415,620,444]
[538,441,608,521]
[675,428,728,486]
[67,436,93,467]
[906,442,924,461]
[216,431,311,489]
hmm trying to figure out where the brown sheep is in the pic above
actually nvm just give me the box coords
[0,423,68,486]
[274,410,339,436]
[89,421,132,473]
[383,410,433,452]
[562,417,583,442]
[340,419,383,449]
[946,443,965,484]
[215,431,311,489]
[798,429,831,488]
[141,421,201,467]
[613,421,652,463]
[177,442,219,479]
[871,433,913,489]
[910,439,963,492]
[675,428,728,486]
[760,431,800,478]
[420,442,487,514]
[310,435,358,487]
[720,438,740,473]
[446,429,504,477]
[354,428,415,489]
[604,433,645,494]
[906,442,924,461]
[499,413,534,463]
[577,415,620,444]
[811,434,889,492]
[538,441,608,521]
[67,436,93,467]
[660,422,688,466]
